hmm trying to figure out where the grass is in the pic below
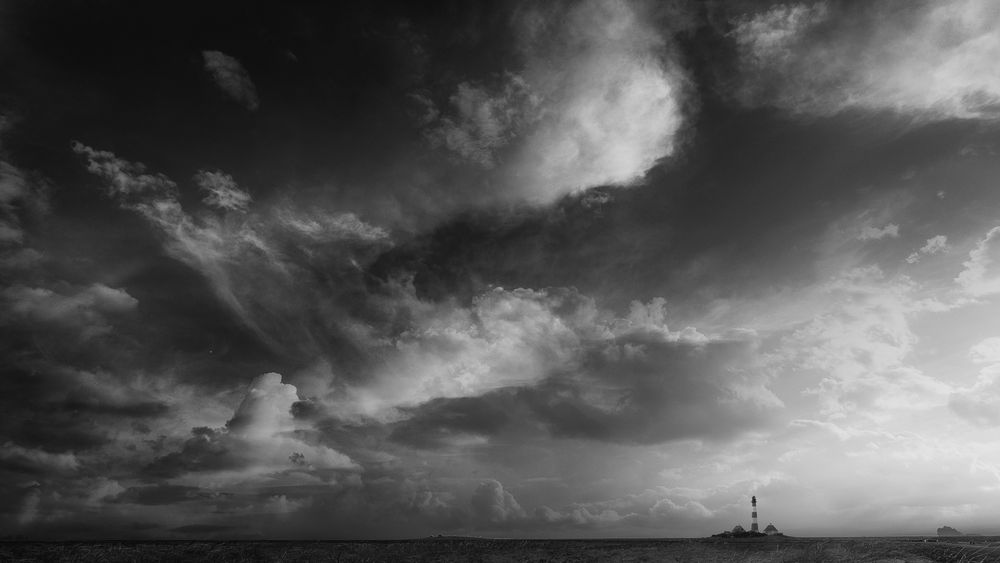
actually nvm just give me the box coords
[1,536,998,562]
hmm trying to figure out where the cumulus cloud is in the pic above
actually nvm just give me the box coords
[906,234,949,263]
[957,226,1000,296]
[470,480,526,524]
[147,373,355,487]
[201,50,260,111]
[194,170,251,212]
[424,0,688,202]
[858,223,899,241]
[731,0,1000,119]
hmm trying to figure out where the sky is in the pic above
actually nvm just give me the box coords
[3,0,1000,540]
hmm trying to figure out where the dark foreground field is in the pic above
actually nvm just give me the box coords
[3,536,1000,562]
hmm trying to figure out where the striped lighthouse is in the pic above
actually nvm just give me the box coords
[751,496,759,532]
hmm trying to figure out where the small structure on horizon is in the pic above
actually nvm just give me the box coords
[938,526,963,537]
[710,495,777,538]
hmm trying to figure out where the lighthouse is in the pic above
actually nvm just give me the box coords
[751,496,759,532]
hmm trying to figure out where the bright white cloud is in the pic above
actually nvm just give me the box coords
[776,266,951,418]
[957,226,1000,296]
[426,0,688,203]
[732,0,1000,119]
[906,234,949,263]
[471,480,526,524]
[155,373,355,489]
[970,337,1000,364]
[858,223,899,241]
[202,50,260,111]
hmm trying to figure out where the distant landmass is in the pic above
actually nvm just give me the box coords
[937,526,963,537]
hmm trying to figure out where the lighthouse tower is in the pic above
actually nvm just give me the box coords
[751,496,759,532]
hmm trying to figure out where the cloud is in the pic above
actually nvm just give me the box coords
[0,159,49,247]
[470,480,526,524]
[970,337,1000,364]
[426,78,537,168]
[0,443,80,475]
[906,234,949,263]
[1,283,137,340]
[730,0,1000,119]
[74,143,391,356]
[950,337,1000,426]
[147,373,355,487]
[423,0,689,203]
[775,266,951,418]
[858,223,899,241]
[71,142,177,200]
[388,394,511,449]
[274,207,389,243]
[957,226,1000,296]
[201,50,260,111]
[950,363,1000,426]
[350,287,777,445]
[194,170,251,212]
[465,480,721,533]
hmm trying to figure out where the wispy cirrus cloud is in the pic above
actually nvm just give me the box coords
[72,142,390,357]
[201,50,260,111]
[194,170,251,212]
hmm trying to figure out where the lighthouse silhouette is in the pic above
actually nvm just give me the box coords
[751,496,759,532]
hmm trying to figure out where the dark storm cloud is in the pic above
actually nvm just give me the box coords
[388,393,514,449]
[113,485,201,506]
[372,290,777,448]
[0,161,49,246]
[202,51,260,111]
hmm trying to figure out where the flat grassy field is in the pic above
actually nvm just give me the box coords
[2,536,999,562]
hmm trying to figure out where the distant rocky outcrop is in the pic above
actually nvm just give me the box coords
[937,526,963,537]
